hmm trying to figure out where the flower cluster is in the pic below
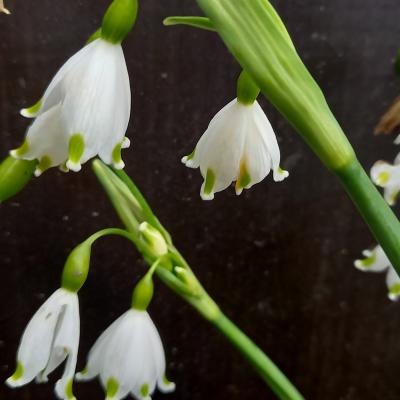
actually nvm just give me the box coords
[6,224,175,400]
[354,245,400,301]
[355,128,400,299]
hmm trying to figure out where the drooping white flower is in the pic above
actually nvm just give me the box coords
[0,0,10,14]
[182,98,288,200]
[6,288,80,400]
[370,154,400,206]
[76,309,175,400]
[354,245,400,301]
[11,38,131,176]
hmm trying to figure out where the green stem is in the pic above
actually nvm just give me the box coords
[336,158,400,271]
[93,161,304,399]
[214,313,303,400]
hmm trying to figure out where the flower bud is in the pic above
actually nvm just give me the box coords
[0,157,36,202]
[101,0,138,44]
[61,241,91,292]
[139,222,168,258]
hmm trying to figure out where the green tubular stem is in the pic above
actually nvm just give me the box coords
[214,313,304,400]
[336,158,400,272]
[195,0,355,170]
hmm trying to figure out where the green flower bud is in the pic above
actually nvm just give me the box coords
[0,157,36,202]
[101,0,138,44]
[61,241,91,292]
[139,222,168,258]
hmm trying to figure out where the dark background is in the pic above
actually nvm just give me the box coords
[1,1,400,399]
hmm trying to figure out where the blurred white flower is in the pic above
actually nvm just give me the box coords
[11,38,131,176]
[76,309,175,400]
[182,98,288,200]
[0,1,10,14]
[354,245,400,301]
[6,288,80,400]
[370,154,400,206]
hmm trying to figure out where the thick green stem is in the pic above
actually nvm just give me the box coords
[214,313,304,400]
[336,158,400,271]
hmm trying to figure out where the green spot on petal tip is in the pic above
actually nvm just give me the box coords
[203,168,215,196]
[11,139,30,158]
[35,156,52,176]
[10,361,24,381]
[21,98,42,117]
[140,383,149,397]
[65,378,74,400]
[106,377,119,398]
[68,134,85,164]
[112,143,124,168]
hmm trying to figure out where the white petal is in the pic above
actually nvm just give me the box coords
[21,39,103,119]
[12,105,69,175]
[354,245,390,272]
[61,40,130,165]
[49,293,79,400]
[76,312,128,382]
[371,161,400,205]
[194,99,247,198]
[6,289,66,387]
[99,311,148,400]
[386,266,400,301]
[252,101,287,181]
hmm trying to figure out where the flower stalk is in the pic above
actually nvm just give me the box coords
[92,160,304,400]
[193,0,400,273]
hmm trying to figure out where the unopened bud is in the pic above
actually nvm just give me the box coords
[139,222,168,258]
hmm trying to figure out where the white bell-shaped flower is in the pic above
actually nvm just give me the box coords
[370,154,400,206]
[0,0,10,14]
[76,309,175,400]
[10,38,131,176]
[6,288,80,399]
[354,245,400,301]
[182,98,288,200]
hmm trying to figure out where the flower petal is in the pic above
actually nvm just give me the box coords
[252,101,288,181]
[11,104,69,176]
[386,266,400,301]
[354,245,390,272]
[195,99,247,198]
[371,161,400,205]
[61,41,130,166]
[6,289,66,387]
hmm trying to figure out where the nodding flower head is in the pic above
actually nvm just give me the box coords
[76,309,175,400]
[6,288,80,400]
[11,38,131,177]
[182,98,288,200]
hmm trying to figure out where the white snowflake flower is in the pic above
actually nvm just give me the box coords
[354,245,400,301]
[182,98,288,200]
[76,309,175,400]
[6,288,80,399]
[370,154,400,206]
[11,38,131,176]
